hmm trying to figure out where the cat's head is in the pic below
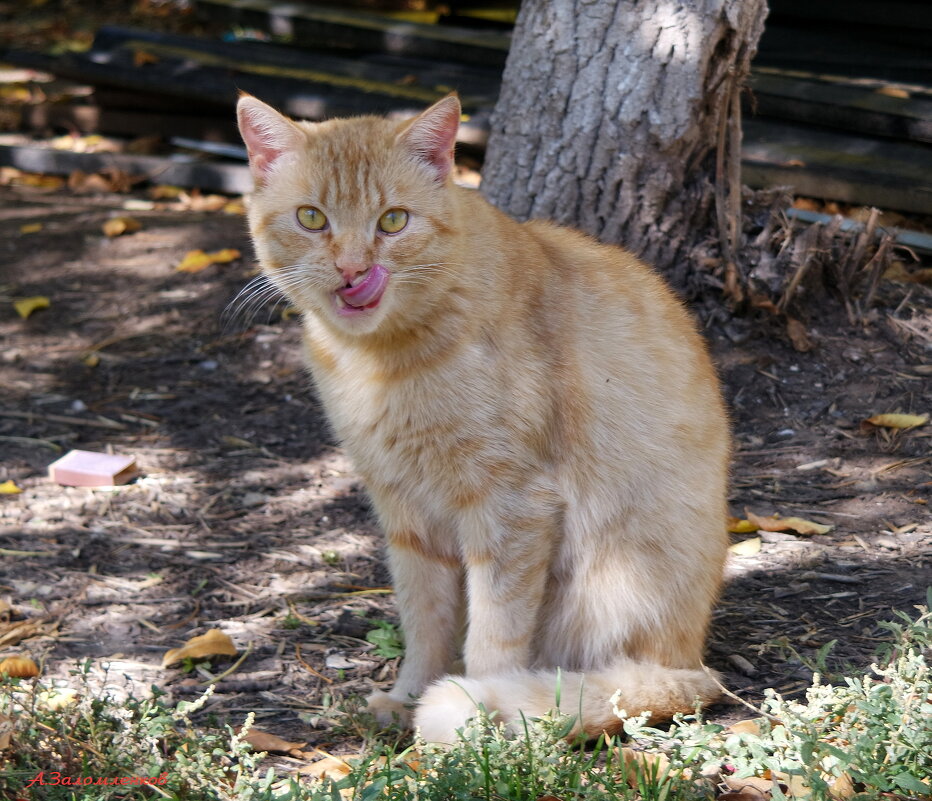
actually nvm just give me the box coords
[236,94,462,337]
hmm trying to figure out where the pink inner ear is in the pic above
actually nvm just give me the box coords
[237,99,297,184]
[402,97,461,181]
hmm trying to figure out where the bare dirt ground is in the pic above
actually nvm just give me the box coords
[0,179,930,757]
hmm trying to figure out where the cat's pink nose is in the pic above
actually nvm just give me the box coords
[337,259,369,284]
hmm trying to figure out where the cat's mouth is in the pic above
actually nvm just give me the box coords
[334,264,389,316]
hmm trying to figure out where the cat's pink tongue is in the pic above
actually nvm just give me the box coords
[337,264,389,308]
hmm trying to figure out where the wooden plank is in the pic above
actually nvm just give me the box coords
[749,70,932,144]
[90,24,501,106]
[756,24,932,84]
[0,143,253,194]
[786,208,932,255]
[0,47,443,121]
[17,102,238,142]
[741,119,932,215]
[193,0,510,67]
[767,0,932,31]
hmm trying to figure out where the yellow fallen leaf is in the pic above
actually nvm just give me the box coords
[82,353,100,367]
[0,84,31,102]
[19,222,42,234]
[746,510,832,536]
[102,216,142,237]
[863,413,928,430]
[13,296,50,319]
[149,184,185,200]
[0,480,22,495]
[728,536,761,556]
[0,713,12,750]
[0,655,40,678]
[727,718,765,736]
[241,727,306,753]
[161,629,237,667]
[619,747,671,788]
[830,772,856,799]
[299,754,353,780]
[176,248,241,273]
[728,516,758,534]
[16,173,65,190]
[222,197,246,215]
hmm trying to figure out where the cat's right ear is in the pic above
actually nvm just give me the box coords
[397,94,461,182]
[237,94,304,186]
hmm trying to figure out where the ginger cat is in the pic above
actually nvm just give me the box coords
[237,93,729,743]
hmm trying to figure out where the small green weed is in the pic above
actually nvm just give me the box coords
[365,621,405,659]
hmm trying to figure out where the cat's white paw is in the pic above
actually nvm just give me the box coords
[365,690,413,728]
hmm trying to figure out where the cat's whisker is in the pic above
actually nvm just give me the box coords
[223,273,300,332]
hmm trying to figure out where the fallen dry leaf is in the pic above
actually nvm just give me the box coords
[728,516,758,534]
[176,248,241,273]
[727,718,765,736]
[0,713,12,750]
[161,629,237,668]
[13,296,50,319]
[241,726,307,753]
[68,167,135,194]
[186,194,229,212]
[149,184,185,200]
[883,262,932,285]
[745,510,832,536]
[829,772,855,799]
[728,536,762,556]
[863,413,928,430]
[786,317,813,352]
[102,216,142,237]
[0,480,22,495]
[0,619,51,648]
[19,222,42,234]
[300,754,353,780]
[132,49,160,67]
[10,172,65,190]
[619,746,671,787]
[719,775,775,800]
[0,655,40,678]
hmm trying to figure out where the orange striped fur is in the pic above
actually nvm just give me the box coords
[237,94,730,742]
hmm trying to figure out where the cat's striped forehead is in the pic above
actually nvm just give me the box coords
[293,117,414,210]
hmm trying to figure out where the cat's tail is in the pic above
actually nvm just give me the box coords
[414,661,721,743]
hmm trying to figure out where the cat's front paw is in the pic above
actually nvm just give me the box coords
[365,690,414,728]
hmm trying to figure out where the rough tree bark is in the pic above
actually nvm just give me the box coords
[480,0,768,292]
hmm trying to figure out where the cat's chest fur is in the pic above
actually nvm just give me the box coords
[303,321,533,515]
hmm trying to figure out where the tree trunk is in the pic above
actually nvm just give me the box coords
[480,0,768,292]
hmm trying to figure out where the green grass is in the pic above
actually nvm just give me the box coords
[1,591,929,800]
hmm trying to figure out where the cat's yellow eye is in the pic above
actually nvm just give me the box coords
[297,206,328,231]
[378,208,409,234]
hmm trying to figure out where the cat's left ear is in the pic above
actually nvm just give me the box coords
[397,94,461,182]
[237,94,305,186]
